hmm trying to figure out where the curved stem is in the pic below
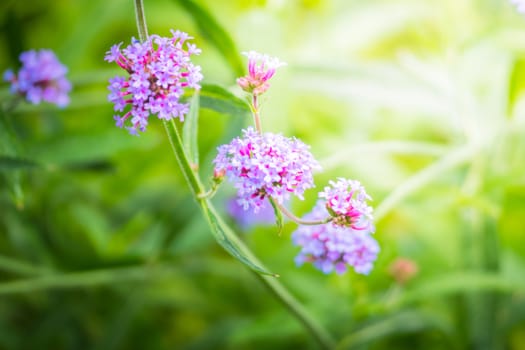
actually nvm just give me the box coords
[133,3,334,347]
[275,200,332,226]
[161,117,334,348]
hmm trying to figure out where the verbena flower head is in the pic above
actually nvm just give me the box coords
[511,0,525,13]
[227,197,275,231]
[319,178,374,231]
[3,49,71,107]
[292,202,380,275]
[214,127,320,212]
[237,51,286,95]
[105,30,203,134]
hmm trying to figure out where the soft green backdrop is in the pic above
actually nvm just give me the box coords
[1,0,525,349]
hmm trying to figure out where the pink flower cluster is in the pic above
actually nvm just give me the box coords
[292,202,379,275]
[319,178,374,231]
[236,51,286,95]
[3,49,71,107]
[105,30,203,134]
[213,127,320,212]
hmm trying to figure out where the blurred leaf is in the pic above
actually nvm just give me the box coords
[336,310,452,350]
[200,83,251,118]
[174,0,244,77]
[69,203,111,256]
[168,213,214,256]
[63,160,115,173]
[3,209,53,266]
[508,57,525,116]
[183,91,200,166]
[0,156,40,170]
[397,272,525,306]
[30,130,149,165]
[3,8,25,64]
[201,201,277,276]
[0,109,24,206]
[58,0,127,63]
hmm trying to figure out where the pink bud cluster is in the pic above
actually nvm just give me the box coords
[319,178,374,231]
[236,51,286,95]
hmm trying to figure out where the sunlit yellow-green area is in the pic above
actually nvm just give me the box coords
[1,0,525,349]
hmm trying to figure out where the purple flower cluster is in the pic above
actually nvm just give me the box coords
[227,197,275,231]
[292,202,379,275]
[319,178,374,231]
[214,127,320,212]
[3,49,71,107]
[105,30,203,134]
[237,51,286,95]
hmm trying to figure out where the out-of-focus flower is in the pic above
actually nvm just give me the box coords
[292,202,379,275]
[511,0,525,13]
[388,257,418,285]
[237,51,286,95]
[213,127,320,213]
[105,30,203,134]
[227,197,275,231]
[319,178,374,231]
[3,49,71,107]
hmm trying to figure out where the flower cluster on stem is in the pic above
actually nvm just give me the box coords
[292,202,379,275]
[213,51,380,275]
[214,127,320,212]
[105,30,203,134]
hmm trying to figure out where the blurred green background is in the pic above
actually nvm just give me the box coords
[1,0,525,349]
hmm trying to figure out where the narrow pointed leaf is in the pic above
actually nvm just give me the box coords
[201,201,277,277]
[173,0,244,77]
[183,92,200,166]
[200,83,251,118]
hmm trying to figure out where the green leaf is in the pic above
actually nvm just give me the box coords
[268,197,284,235]
[508,57,525,116]
[201,201,277,277]
[336,310,452,349]
[173,0,244,77]
[397,272,525,306]
[0,156,41,171]
[183,92,200,166]
[200,84,251,118]
[30,129,148,165]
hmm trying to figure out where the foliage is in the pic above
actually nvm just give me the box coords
[1,0,525,349]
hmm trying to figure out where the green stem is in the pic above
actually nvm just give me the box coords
[133,2,334,347]
[252,94,262,133]
[133,0,149,42]
[162,118,335,349]
[276,201,332,226]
